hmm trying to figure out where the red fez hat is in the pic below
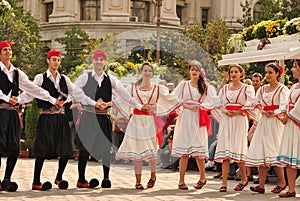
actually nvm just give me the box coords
[0,41,12,51]
[92,50,107,60]
[47,49,61,59]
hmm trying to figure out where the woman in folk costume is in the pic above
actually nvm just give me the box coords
[247,63,289,194]
[115,62,181,190]
[171,60,219,190]
[214,64,258,192]
[276,58,300,198]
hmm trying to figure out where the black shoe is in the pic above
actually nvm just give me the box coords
[1,179,18,192]
[101,179,111,188]
[54,179,68,189]
[213,173,222,178]
[90,178,99,188]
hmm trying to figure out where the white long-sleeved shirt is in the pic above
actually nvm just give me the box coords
[0,61,56,105]
[75,70,143,110]
[19,69,96,106]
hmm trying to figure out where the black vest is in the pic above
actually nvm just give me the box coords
[82,71,112,104]
[0,68,19,104]
[36,72,68,109]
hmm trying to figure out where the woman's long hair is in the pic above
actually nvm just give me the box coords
[135,62,154,86]
[190,60,207,95]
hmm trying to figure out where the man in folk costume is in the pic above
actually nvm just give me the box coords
[74,50,149,189]
[20,49,103,191]
[0,41,63,192]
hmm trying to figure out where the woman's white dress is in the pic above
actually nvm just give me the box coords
[247,83,289,167]
[115,83,181,160]
[214,83,257,163]
[277,85,300,169]
[171,80,219,158]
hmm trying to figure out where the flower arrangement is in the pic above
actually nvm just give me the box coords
[241,17,299,41]
[283,17,300,35]
[253,20,272,39]
[241,25,255,41]
[107,62,128,77]
[265,19,287,38]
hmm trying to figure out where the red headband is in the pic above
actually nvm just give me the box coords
[0,41,12,51]
[92,50,107,60]
[47,49,61,59]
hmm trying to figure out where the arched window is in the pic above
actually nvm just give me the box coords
[81,0,101,20]
[253,1,262,21]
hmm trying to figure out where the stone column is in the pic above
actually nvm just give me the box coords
[22,0,41,21]
[49,0,76,23]
[101,0,130,22]
[160,0,180,26]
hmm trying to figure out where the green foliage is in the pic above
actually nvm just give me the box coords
[283,17,300,35]
[24,100,40,150]
[0,0,44,79]
[99,33,120,63]
[69,63,93,82]
[181,23,206,46]
[259,0,281,21]
[204,19,229,56]
[241,25,256,41]
[55,27,94,75]
[281,0,300,20]
[237,0,255,27]
[107,62,128,77]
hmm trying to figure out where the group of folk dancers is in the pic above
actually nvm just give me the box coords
[0,40,299,198]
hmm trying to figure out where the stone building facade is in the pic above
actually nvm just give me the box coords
[15,0,262,49]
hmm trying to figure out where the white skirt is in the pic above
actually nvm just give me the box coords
[277,120,300,169]
[215,114,248,163]
[247,116,284,167]
[171,108,208,158]
[116,114,157,160]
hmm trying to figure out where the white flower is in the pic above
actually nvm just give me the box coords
[0,0,11,10]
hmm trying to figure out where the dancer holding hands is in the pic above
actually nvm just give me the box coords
[171,60,219,190]
[214,64,258,192]
[247,63,289,194]
[276,58,300,198]
[116,62,181,189]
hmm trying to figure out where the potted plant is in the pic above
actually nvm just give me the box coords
[24,99,40,158]
[228,34,245,53]
[19,139,30,158]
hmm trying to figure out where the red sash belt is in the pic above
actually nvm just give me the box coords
[263,105,279,111]
[198,109,211,136]
[133,109,163,146]
[225,105,246,117]
[225,105,243,110]
[133,109,155,115]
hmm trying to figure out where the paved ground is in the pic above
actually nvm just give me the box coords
[0,158,299,201]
